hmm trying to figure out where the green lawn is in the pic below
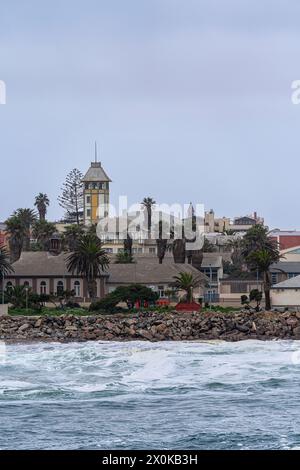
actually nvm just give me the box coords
[8,307,90,316]
[7,305,240,316]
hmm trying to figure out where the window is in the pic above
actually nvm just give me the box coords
[40,281,47,295]
[158,285,165,298]
[149,247,156,254]
[288,273,299,279]
[105,248,113,253]
[23,281,30,288]
[271,273,278,285]
[86,209,91,217]
[74,281,81,297]
[56,281,64,295]
[6,281,13,293]
[86,196,91,204]
[202,268,218,283]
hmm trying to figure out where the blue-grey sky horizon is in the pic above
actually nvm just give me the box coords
[1,0,300,229]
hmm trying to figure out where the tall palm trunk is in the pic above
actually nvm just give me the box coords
[87,279,97,301]
[9,239,23,263]
[263,271,271,311]
[23,231,31,251]
[186,287,193,303]
[172,239,186,263]
[39,209,46,222]
[157,239,167,264]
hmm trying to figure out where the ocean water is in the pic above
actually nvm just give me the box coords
[0,339,300,450]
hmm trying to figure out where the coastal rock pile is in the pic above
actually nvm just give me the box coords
[1,310,300,342]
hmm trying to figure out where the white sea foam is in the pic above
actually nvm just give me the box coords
[1,340,300,449]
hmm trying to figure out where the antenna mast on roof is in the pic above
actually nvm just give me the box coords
[95,141,98,163]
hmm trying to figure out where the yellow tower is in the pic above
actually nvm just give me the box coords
[82,145,111,226]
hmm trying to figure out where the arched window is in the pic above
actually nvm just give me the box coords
[40,281,47,295]
[56,281,64,295]
[23,281,30,288]
[6,281,13,293]
[74,281,81,297]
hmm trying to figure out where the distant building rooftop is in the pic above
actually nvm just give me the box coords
[272,275,300,289]
[82,162,112,182]
[270,230,300,236]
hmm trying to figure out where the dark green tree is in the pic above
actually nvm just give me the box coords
[62,224,85,251]
[115,250,134,264]
[66,233,109,300]
[13,208,37,251]
[141,197,156,239]
[58,169,84,225]
[172,271,204,303]
[242,226,281,310]
[32,220,57,251]
[34,193,50,221]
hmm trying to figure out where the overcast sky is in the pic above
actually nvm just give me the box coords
[1,0,300,228]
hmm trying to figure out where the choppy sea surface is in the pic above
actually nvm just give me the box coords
[1,340,300,449]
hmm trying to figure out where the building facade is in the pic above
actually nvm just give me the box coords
[269,230,300,251]
[82,161,111,226]
[2,252,108,301]
[271,275,300,310]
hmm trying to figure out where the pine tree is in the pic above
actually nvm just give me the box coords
[58,169,84,225]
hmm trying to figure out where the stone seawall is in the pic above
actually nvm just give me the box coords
[1,311,300,342]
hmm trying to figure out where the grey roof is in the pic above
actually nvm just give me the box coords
[8,252,206,285]
[108,259,207,285]
[270,261,300,273]
[9,252,108,277]
[269,230,300,236]
[82,162,111,182]
[272,275,300,289]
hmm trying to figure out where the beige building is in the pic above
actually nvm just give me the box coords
[204,210,230,233]
[271,275,300,310]
[219,279,264,307]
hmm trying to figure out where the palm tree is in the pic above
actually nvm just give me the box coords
[245,249,279,311]
[156,220,168,264]
[172,272,204,304]
[0,245,14,293]
[32,220,57,251]
[141,197,156,239]
[5,285,28,309]
[34,193,50,221]
[63,224,85,251]
[242,225,281,310]
[66,233,109,300]
[14,208,37,251]
[5,215,26,262]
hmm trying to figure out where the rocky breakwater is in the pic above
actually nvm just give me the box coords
[2,310,300,342]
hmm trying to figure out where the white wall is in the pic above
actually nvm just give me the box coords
[271,288,300,307]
